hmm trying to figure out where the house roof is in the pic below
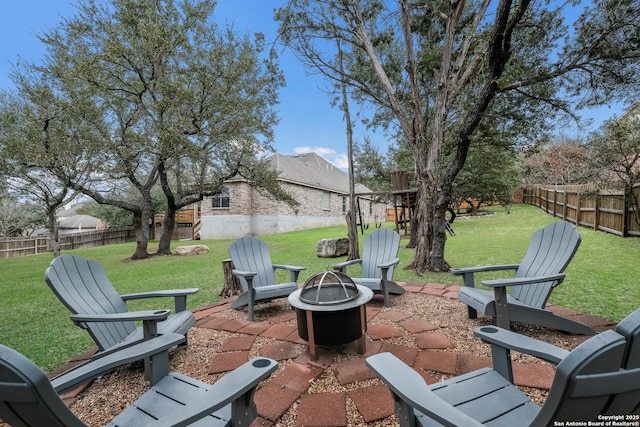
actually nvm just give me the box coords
[269,153,371,195]
[58,214,104,229]
[56,202,105,229]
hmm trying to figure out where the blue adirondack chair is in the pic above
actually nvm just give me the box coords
[333,228,403,307]
[0,339,277,427]
[44,254,198,381]
[451,221,593,334]
[228,236,305,321]
[367,307,640,426]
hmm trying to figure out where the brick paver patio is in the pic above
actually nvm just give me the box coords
[55,282,616,426]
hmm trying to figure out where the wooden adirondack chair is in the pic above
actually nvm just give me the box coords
[451,221,594,334]
[228,236,305,321]
[44,254,198,380]
[0,340,277,427]
[333,228,403,307]
[366,307,640,426]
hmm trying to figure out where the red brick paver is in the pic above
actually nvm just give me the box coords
[253,382,302,422]
[366,324,402,340]
[258,342,301,361]
[270,362,324,393]
[414,332,454,349]
[208,351,249,374]
[348,384,395,422]
[56,281,612,427]
[220,335,256,352]
[295,393,347,427]
[331,357,376,385]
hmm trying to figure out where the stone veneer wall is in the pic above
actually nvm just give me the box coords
[198,181,365,239]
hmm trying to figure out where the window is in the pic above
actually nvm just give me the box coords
[322,192,331,210]
[342,196,347,213]
[212,187,230,208]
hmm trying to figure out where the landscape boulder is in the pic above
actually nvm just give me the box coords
[316,238,349,258]
[175,244,210,256]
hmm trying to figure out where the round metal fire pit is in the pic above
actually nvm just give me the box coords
[289,271,373,361]
[299,270,360,305]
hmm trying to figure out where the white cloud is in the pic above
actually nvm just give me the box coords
[293,146,349,171]
[332,154,350,170]
[294,146,337,156]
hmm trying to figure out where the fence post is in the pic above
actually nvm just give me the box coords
[576,191,581,227]
[594,190,601,232]
[623,186,629,237]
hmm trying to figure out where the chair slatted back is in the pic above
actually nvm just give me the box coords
[0,345,86,427]
[609,307,640,414]
[537,308,640,423]
[45,255,136,351]
[511,222,581,308]
[361,229,401,279]
[536,330,629,424]
[229,237,276,290]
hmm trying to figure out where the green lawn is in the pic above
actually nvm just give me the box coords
[1,204,638,371]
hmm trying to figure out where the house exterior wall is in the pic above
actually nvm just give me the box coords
[199,181,384,240]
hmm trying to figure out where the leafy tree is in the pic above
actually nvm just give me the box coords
[7,0,293,259]
[0,90,83,255]
[76,201,134,229]
[524,135,595,185]
[353,136,391,194]
[451,138,522,213]
[588,110,640,230]
[277,0,640,274]
[0,192,46,237]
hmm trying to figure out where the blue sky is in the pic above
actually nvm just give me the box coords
[0,0,630,170]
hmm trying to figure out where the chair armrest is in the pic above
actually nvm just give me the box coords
[273,264,306,282]
[121,288,199,313]
[332,258,362,274]
[378,258,400,269]
[450,264,520,288]
[70,310,170,323]
[121,288,199,300]
[450,264,520,275]
[474,325,569,381]
[51,333,185,394]
[149,357,278,427]
[366,353,484,427]
[71,310,170,340]
[232,269,257,279]
[474,326,570,365]
[481,273,566,288]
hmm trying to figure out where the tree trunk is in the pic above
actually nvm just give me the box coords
[131,210,151,260]
[157,204,176,255]
[336,35,360,261]
[346,209,359,259]
[46,209,61,257]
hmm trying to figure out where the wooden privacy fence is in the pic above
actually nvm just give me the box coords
[0,227,136,259]
[523,183,640,237]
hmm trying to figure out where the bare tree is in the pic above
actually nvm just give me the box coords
[278,0,640,274]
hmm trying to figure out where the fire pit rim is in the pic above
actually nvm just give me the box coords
[288,284,373,312]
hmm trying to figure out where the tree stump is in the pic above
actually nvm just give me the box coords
[220,259,242,298]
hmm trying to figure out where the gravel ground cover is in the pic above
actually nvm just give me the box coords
[7,290,588,426]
